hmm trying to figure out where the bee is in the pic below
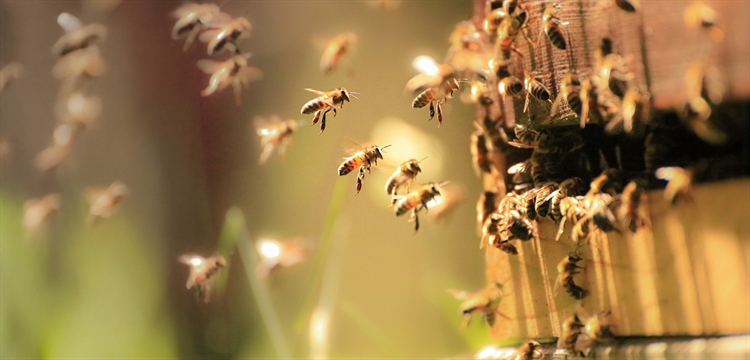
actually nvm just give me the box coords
[255,116,298,165]
[555,252,588,300]
[447,283,504,327]
[597,54,632,98]
[179,254,227,303]
[614,0,639,12]
[684,2,724,42]
[320,31,357,75]
[385,157,426,202]
[394,182,445,232]
[35,124,80,172]
[199,16,252,55]
[52,13,107,57]
[584,310,615,344]
[339,144,391,195]
[557,314,585,354]
[448,21,486,53]
[405,62,457,94]
[255,237,307,280]
[550,72,582,118]
[547,177,585,223]
[586,192,618,233]
[467,77,494,107]
[23,193,61,236]
[540,3,568,50]
[498,75,524,98]
[55,92,102,129]
[171,3,227,51]
[524,71,552,113]
[471,128,493,176]
[618,181,649,232]
[508,123,541,149]
[609,87,650,134]
[85,181,129,223]
[655,167,693,205]
[554,195,585,241]
[534,182,558,218]
[0,62,23,93]
[197,53,262,106]
[52,45,107,83]
[587,168,623,196]
[301,87,359,134]
[683,62,726,144]
[412,79,461,127]
[426,183,465,221]
[686,61,725,106]
[482,7,508,39]
[515,339,543,360]
[495,8,532,63]
[577,77,606,128]
[508,159,533,193]
[571,213,593,244]
[477,190,499,227]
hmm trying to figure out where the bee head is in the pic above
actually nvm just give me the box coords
[374,144,391,160]
[406,159,422,173]
[339,88,351,102]
[214,256,227,268]
[429,183,442,196]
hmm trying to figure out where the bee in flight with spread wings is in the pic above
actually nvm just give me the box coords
[179,254,227,304]
[300,87,359,134]
[255,116,300,165]
[197,53,262,106]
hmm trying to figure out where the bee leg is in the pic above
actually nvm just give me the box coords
[320,109,330,134]
[356,165,365,195]
[311,110,321,125]
[332,107,338,117]
[437,102,443,127]
[428,101,435,120]
[411,208,420,232]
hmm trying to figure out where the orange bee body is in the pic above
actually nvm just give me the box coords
[301,87,358,134]
[394,182,443,232]
[385,158,422,201]
[338,145,388,195]
[320,31,357,74]
[179,254,227,303]
[197,53,262,106]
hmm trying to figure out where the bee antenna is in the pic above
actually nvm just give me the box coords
[438,181,451,187]
[418,155,430,163]
[380,144,393,151]
[348,92,360,100]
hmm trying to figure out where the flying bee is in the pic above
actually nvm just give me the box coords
[515,339,544,360]
[197,53,262,106]
[385,157,427,202]
[199,16,252,55]
[301,87,359,134]
[597,54,633,98]
[466,77,494,107]
[618,181,650,232]
[339,144,391,195]
[320,31,357,75]
[558,314,586,355]
[171,3,227,51]
[477,190,499,227]
[52,45,107,84]
[51,13,107,57]
[448,21,485,53]
[482,7,508,39]
[555,252,588,300]
[394,182,445,232]
[540,3,568,50]
[0,62,23,93]
[684,2,724,42]
[447,283,504,327]
[471,127,493,176]
[179,254,227,303]
[655,167,693,204]
[405,62,457,94]
[426,183,465,221]
[577,77,606,128]
[546,177,585,223]
[610,87,650,134]
[412,79,461,127]
[23,193,61,237]
[255,116,298,165]
[55,92,102,129]
[683,62,727,144]
[35,124,81,172]
[587,192,618,233]
[255,237,307,280]
[524,71,552,113]
[85,181,129,224]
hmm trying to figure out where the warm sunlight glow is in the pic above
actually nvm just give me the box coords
[259,240,281,259]
[189,257,203,266]
[412,55,439,76]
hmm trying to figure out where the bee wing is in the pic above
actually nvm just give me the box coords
[237,66,263,88]
[447,288,469,301]
[58,13,82,32]
[203,11,233,27]
[304,88,326,95]
[198,28,221,43]
[258,143,276,165]
[196,59,225,75]
[405,73,441,94]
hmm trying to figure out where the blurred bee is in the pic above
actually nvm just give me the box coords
[23,193,61,237]
[255,237,307,280]
[301,87,359,134]
[550,72,581,117]
[394,182,445,232]
[35,124,80,172]
[554,195,585,241]
[495,8,532,61]
[684,2,724,42]
[466,77,494,107]
[199,16,252,55]
[385,157,426,202]
[448,21,486,53]
[613,0,639,12]
[587,192,618,233]
[179,254,227,303]
[524,71,552,113]
[540,3,568,50]
[52,13,107,57]
[0,62,23,93]
[482,6,508,39]
[577,77,606,128]
[515,339,543,360]
[686,61,725,105]
[597,54,632,98]
[534,182,558,218]
[447,283,504,327]
[171,3,227,51]
[52,45,107,85]
[655,167,693,205]
[508,159,533,193]
[508,124,540,149]
[683,62,727,144]
[618,181,650,232]
[477,190,499,227]
[320,31,357,75]
[557,314,585,354]
[55,92,102,129]
[85,181,129,224]
[426,183,465,221]
[255,116,298,165]
[339,144,391,195]
[498,75,524,99]
[606,87,650,134]
[197,53,262,106]
[555,252,588,299]
[405,62,457,94]
[471,127,493,176]
[547,177,585,223]
[412,79,461,127]
[584,310,615,344]
[571,213,593,244]
[587,168,623,196]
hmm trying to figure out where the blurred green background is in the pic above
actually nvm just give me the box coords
[0,0,496,358]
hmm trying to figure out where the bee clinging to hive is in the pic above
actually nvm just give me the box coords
[515,339,544,360]
[471,126,493,176]
[339,144,391,195]
[412,78,461,127]
[179,254,227,303]
[301,87,359,134]
[447,282,505,327]
[52,13,107,57]
[524,71,552,113]
[255,116,298,165]
[557,314,586,355]
[197,53,262,106]
[554,251,588,300]
[85,181,129,224]
[199,16,252,55]
[171,3,228,51]
[394,182,446,232]
[540,3,568,50]
[320,31,358,75]
[385,157,427,203]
